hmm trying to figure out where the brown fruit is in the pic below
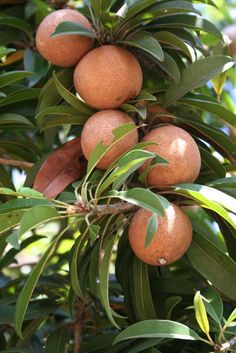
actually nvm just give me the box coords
[223,25,236,56]
[128,203,192,266]
[81,110,138,169]
[73,45,143,109]
[36,9,93,67]
[139,125,201,188]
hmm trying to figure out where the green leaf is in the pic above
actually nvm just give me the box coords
[6,232,20,250]
[0,210,25,234]
[157,52,181,84]
[111,188,168,215]
[52,71,94,115]
[0,88,40,107]
[0,15,32,38]
[87,122,137,174]
[119,31,164,62]
[0,114,33,127]
[125,0,159,20]
[0,187,42,198]
[201,288,223,324]
[45,327,71,353]
[0,198,52,214]
[19,205,59,236]
[179,93,236,127]
[121,103,147,120]
[14,227,68,338]
[99,234,119,328]
[131,257,157,320]
[199,147,225,179]
[187,232,236,301]
[0,71,34,88]
[88,224,100,245]
[51,21,95,38]
[225,308,236,328]
[171,183,236,229]
[194,291,210,337]
[164,56,234,106]
[164,296,182,320]
[113,320,201,345]
[154,31,193,59]
[145,213,158,248]
[35,105,88,129]
[148,13,222,38]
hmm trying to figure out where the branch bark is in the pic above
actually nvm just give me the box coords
[67,201,138,216]
[0,158,34,170]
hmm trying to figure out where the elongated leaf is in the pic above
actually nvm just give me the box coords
[33,138,84,198]
[201,288,223,324]
[113,320,200,345]
[187,233,236,301]
[0,187,43,199]
[19,205,59,236]
[120,31,164,62]
[179,93,236,127]
[14,227,68,338]
[164,56,234,106]
[53,72,94,115]
[0,15,32,37]
[45,327,71,353]
[0,88,40,107]
[0,198,51,214]
[145,213,158,247]
[194,291,210,336]
[164,296,182,320]
[51,21,95,38]
[132,257,156,320]
[148,13,222,38]
[0,71,34,88]
[155,31,193,59]
[35,105,88,129]
[157,52,181,84]
[111,188,168,215]
[0,210,25,234]
[199,147,225,179]
[99,234,119,328]
[225,308,236,328]
[0,113,33,127]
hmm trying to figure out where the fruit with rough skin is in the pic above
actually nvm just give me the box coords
[223,25,236,56]
[73,45,143,109]
[36,9,93,67]
[139,125,201,188]
[128,203,192,266]
[81,110,138,169]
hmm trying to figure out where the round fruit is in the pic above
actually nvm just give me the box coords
[73,45,143,109]
[139,125,201,188]
[223,25,236,56]
[128,203,192,266]
[36,9,93,67]
[81,110,138,169]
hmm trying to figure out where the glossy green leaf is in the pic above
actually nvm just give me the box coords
[0,15,32,37]
[120,31,164,62]
[52,71,94,115]
[0,88,40,107]
[19,205,59,236]
[113,320,201,345]
[0,198,52,214]
[194,291,210,336]
[132,257,156,320]
[45,327,71,353]
[0,210,25,234]
[0,71,34,88]
[164,56,234,106]
[51,21,95,38]
[199,147,225,179]
[0,114,33,127]
[225,308,236,328]
[111,188,168,215]
[157,51,181,84]
[201,288,223,324]
[164,296,182,320]
[155,31,193,59]
[14,227,68,338]
[145,213,158,247]
[187,232,236,301]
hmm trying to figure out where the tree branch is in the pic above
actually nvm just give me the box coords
[66,201,138,216]
[0,158,34,170]
[219,335,236,351]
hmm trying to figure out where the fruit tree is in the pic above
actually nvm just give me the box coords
[0,0,236,352]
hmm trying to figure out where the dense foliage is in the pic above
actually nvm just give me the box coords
[0,0,236,352]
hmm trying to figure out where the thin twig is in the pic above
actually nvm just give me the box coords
[67,201,138,216]
[0,158,34,170]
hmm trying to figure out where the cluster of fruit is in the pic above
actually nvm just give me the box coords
[36,9,202,267]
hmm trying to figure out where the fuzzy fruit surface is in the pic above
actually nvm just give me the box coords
[81,110,138,169]
[139,125,201,187]
[36,9,93,67]
[73,45,143,109]
[223,25,236,56]
[128,203,193,266]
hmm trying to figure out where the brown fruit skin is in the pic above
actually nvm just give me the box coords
[73,45,143,109]
[36,9,93,67]
[223,25,236,56]
[128,203,193,266]
[81,110,138,169]
[139,125,201,188]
